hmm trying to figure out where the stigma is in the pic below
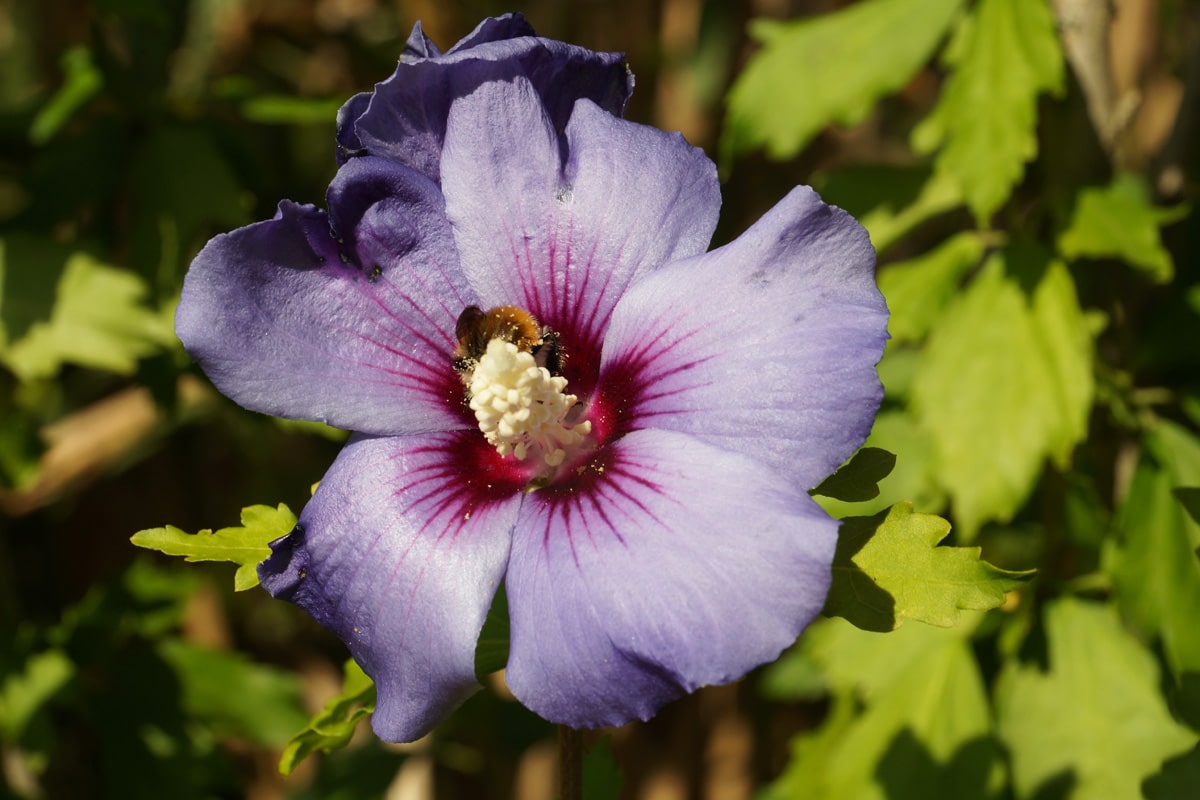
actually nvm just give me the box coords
[465,338,591,468]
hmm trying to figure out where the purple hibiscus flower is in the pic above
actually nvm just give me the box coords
[176,24,888,743]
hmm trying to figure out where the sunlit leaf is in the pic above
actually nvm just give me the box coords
[1,252,175,380]
[996,598,1196,799]
[912,0,1063,223]
[911,247,1093,538]
[1058,174,1188,283]
[0,649,75,741]
[723,0,964,162]
[878,233,984,344]
[812,447,896,503]
[825,502,1032,632]
[279,659,376,776]
[763,618,1004,800]
[157,639,308,746]
[1109,421,1200,675]
[131,504,296,591]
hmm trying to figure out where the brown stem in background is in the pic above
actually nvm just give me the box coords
[559,725,583,800]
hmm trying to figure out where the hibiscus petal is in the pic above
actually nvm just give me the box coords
[596,186,889,490]
[503,429,837,728]
[177,157,470,434]
[259,432,526,742]
[441,77,719,366]
[341,16,631,181]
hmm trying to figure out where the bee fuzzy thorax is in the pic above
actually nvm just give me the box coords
[453,305,561,376]
[453,305,585,471]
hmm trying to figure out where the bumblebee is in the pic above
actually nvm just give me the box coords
[453,305,562,375]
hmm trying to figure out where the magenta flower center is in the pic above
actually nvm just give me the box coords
[453,304,595,481]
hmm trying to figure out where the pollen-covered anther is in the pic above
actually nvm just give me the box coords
[467,338,591,467]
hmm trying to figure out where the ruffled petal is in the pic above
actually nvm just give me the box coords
[503,429,837,728]
[177,157,471,434]
[441,77,719,382]
[259,432,526,742]
[594,186,889,490]
[338,15,631,180]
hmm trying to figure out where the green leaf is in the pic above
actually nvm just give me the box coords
[474,582,510,678]
[1,252,175,380]
[812,447,897,503]
[131,504,296,591]
[1176,487,1200,526]
[279,659,376,776]
[582,736,623,800]
[1058,174,1188,282]
[1109,422,1200,676]
[29,46,103,145]
[996,598,1196,800]
[0,649,75,741]
[240,95,344,125]
[763,618,1004,800]
[911,247,1093,538]
[1143,744,1200,799]
[824,503,1032,632]
[723,0,964,161]
[878,233,985,343]
[912,0,1064,223]
[156,639,309,746]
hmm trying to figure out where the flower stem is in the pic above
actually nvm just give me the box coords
[558,724,583,800]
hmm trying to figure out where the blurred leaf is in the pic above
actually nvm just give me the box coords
[474,583,510,678]
[911,247,1093,538]
[279,659,376,776]
[1,252,175,380]
[130,126,249,290]
[157,639,308,746]
[825,502,1032,632]
[29,47,103,145]
[582,736,622,800]
[723,0,964,162]
[1058,174,1188,282]
[760,645,827,701]
[1176,488,1200,526]
[0,235,72,348]
[131,504,296,591]
[763,618,1003,800]
[1144,743,1200,799]
[0,649,75,741]
[878,232,985,343]
[1110,422,1200,676]
[996,598,1196,799]
[240,95,344,125]
[912,0,1063,223]
[812,447,896,503]
[858,171,964,255]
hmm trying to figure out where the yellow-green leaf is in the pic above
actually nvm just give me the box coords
[825,502,1032,632]
[130,504,296,591]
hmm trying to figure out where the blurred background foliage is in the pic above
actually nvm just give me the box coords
[0,0,1198,798]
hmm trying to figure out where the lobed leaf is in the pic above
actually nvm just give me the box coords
[996,598,1197,799]
[824,502,1032,632]
[723,0,963,162]
[130,503,297,591]
[878,232,985,344]
[911,247,1093,538]
[1110,422,1200,676]
[1,251,175,381]
[763,618,1003,800]
[278,659,376,776]
[912,0,1063,224]
[1058,174,1188,283]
